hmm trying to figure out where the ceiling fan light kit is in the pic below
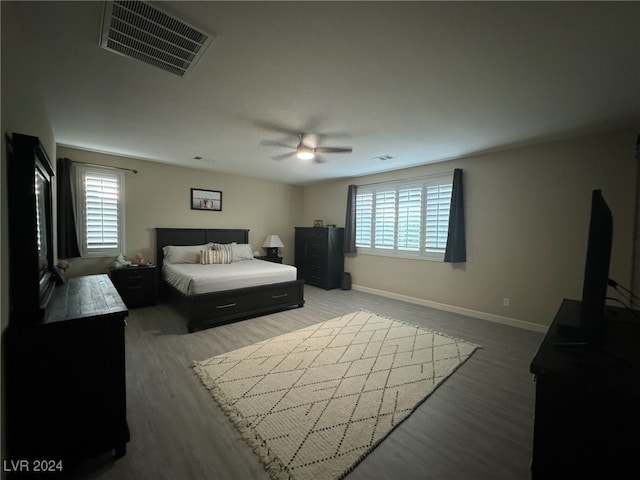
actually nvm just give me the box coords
[296,145,315,160]
[260,129,353,164]
[298,150,315,160]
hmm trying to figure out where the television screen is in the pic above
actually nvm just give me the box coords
[579,189,613,344]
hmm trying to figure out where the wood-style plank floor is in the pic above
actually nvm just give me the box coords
[69,285,544,480]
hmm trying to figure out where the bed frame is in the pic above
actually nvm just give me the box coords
[155,228,304,332]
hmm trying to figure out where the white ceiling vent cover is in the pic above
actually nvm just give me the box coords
[100,0,216,77]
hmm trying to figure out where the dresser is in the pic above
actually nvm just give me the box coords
[5,275,130,472]
[294,227,344,289]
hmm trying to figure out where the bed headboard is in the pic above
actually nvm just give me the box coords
[155,228,250,295]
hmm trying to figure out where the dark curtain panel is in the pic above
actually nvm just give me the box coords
[444,168,466,263]
[632,134,640,309]
[344,184,357,256]
[56,157,81,258]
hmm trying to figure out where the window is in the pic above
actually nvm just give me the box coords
[355,173,453,260]
[75,165,125,257]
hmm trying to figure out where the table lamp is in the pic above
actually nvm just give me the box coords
[262,235,284,258]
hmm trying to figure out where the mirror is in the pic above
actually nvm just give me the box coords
[35,167,49,273]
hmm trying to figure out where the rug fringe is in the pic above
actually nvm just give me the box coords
[191,361,293,480]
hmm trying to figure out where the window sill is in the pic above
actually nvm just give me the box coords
[356,249,444,262]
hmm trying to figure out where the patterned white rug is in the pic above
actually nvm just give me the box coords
[192,311,479,480]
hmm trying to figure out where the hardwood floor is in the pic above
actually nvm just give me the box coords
[71,286,544,480]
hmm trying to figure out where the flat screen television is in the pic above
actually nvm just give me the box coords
[557,189,613,344]
[577,190,614,344]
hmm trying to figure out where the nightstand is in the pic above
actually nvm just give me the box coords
[257,256,283,264]
[109,264,157,308]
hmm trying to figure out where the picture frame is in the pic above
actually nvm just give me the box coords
[191,188,222,211]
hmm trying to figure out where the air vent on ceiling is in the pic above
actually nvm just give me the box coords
[100,0,216,77]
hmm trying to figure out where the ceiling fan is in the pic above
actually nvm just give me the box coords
[261,132,353,163]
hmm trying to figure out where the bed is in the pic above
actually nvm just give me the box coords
[155,228,305,332]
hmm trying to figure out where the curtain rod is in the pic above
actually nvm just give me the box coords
[354,169,455,187]
[72,160,138,174]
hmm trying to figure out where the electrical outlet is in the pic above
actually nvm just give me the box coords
[502,297,511,307]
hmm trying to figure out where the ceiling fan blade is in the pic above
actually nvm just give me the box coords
[313,155,327,164]
[271,152,295,161]
[315,147,353,154]
[260,139,296,149]
[254,119,299,136]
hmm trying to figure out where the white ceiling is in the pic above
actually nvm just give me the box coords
[10,1,640,185]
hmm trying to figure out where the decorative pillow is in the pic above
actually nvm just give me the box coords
[200,248,231,264]
[231,243,254,262]
[213,249,232,264]
[200,249,214,265]
[163,243,213,265]
[212,242,235,257]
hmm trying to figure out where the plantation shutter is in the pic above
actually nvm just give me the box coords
[374,189,396,249]
[353,172,454,260]
[84,171,120,250]
[425,183,452,251]
[397,186,422,252]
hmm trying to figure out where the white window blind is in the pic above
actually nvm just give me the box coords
[75,165,125,257]
[425,183,453,252]
[355,172,453,260]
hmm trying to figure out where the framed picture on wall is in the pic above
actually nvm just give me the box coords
[191,188,222,211]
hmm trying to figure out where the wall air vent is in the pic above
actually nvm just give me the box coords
[100,0,216,77]
[371,154,395,161]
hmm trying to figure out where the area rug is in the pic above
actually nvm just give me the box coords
[192,310,479,480]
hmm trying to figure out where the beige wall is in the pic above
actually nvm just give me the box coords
[1,1,57,471]
[301,129,637,328]
[56,147,303,276]
[1,2,56,331]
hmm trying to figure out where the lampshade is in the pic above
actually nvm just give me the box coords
[262,235,284,248]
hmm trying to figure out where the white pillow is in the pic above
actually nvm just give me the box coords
[163,243,213,265]
[232,243,254,262]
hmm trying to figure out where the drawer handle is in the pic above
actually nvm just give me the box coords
[129,275,143,280]
[216,302,237,309]
[272,293,288,299]
[127,286,142,290]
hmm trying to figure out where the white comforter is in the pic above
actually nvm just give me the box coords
[162,259,297,295]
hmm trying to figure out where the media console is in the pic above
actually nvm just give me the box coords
[530,298,640,478]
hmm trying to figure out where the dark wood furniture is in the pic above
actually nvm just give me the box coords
[5,275,130,474]
[257,255,283,264]
[6,133,55,325]
[155,228,305,333]
[530,298,640,479]
[294,227,344,289]
[110,264,158,308]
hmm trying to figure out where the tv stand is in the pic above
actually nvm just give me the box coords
[530,299,640,478]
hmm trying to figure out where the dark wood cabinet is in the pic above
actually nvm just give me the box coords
[530,299,640,478]
[5,275,130,474]
[257,256,283,264]
[110,264,158,308]
[294,227,344,289]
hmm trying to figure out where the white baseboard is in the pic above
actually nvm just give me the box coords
[351,284,548,334]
